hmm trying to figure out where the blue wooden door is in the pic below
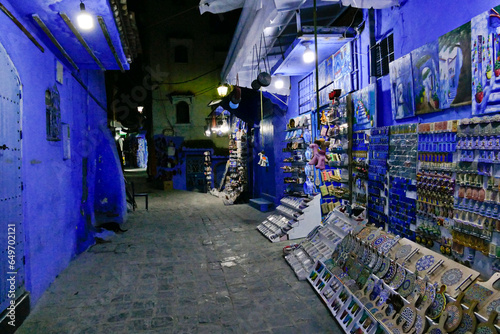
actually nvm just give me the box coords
[0,40,25,313]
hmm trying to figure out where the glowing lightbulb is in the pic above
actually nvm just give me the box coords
[303,44,315,63]
[77,2,94,30]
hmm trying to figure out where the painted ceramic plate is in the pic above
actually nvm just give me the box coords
[379,237,397,254]
[383,261,397,283]
[398,271,416,298]
[356,227,372,240]
[444,303,462,331]
[416,254,435,272]
[395,244,412,260]
[372,235,388,249]
[377,257,391,278]
[441,268,463,287]
[427,291,446,319]
[373,254,383,273]
[389,264,406,290]
[400,305,416,331]
[423,283,437,306]
[366,230,380,243]
[486,298,500,315]
[464,284,494,308]
[453,312,475,334]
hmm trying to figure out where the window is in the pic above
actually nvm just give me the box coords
[371,34,394,77]
[176,101,190,124]
[174,45,188,63]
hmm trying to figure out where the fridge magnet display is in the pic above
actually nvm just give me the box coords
[351,83,376,132]
[333,42,353,96]
[472,6,500,115]
[438,21,472,109]
[412,41,441,114]
[390,54,415,120]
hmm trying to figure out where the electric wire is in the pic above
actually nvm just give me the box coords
[159,66,221,85]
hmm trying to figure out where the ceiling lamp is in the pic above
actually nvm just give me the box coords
[217,83,229,97]
[274,75,284,89]
[77,1,94,30]
[137,106,144,113]
[204,125,211,137]
[302,42,315,64]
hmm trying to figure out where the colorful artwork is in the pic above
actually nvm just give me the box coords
[398,272,416,298]
[396,244,412,260]
[333,42,353,96]
[412,41,441,114]
[318,55,333,89]
[472,6,500,115]
[439,22,472,109]
[352,83,376,132]
[486,298,500,314]
[416,254,435,272]
[441,268,463,286]
[427,291,446,319]
[389,54,415,119]
[464,284,494,307]
[454,313,475,334]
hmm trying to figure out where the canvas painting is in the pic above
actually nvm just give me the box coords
[333,42,353,96]
[439,22,472,109]
[389,54,415,120]
[412,41,441,114]
[471,6,500,115]
[318,59,327,89]
[352,83,376,132]
[325,55,333,87]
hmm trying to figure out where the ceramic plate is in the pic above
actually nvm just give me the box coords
[427,291,446,319]
[389,264,406,290]
[416,254,435,272]
[395,244,412,260]
[398,271,416,298]
[383,261,397,283]
[441,268,463,287]
[377,257,391,278]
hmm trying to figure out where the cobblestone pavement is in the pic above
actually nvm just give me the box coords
[18,186,340,333]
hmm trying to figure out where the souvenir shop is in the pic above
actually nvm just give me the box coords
[243,1,500,334]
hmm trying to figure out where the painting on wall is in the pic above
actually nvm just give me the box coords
[438,22,472,109]
[412,41,441,114]
[352,83,376,132]
[333,42,353,96]
[471,6,500,115]
[389,53,415,120]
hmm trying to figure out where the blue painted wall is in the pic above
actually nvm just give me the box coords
[0,1,125,306]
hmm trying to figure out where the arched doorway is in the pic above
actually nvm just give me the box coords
[0,39,25,315]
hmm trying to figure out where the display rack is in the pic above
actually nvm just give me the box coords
[367,127,389,228]
[204,151,212,191]
[318,96,353,216]
[285,208,361,280]
[221,123,248,205]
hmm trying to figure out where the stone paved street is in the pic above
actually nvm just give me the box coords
[17,186,340,333]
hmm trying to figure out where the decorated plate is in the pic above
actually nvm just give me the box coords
[402,307,417,332]
[389,264,406,290]
[441,268,463,287]
[369,251,378,269]
[453,311,475,334]
[383,261,397,283]
[444,303,463,331]
[377,257,391,278]
[395,244,412,260]
[372,235,388,249]
[427,290,446,319]
[414,277,426,297]
[373,254,383,272]
[486,298,500,315]
[416,254,435,272]
[398,271,416,298]
[356,227,372,240]
[464,284,494,309]
[379,236,397,254]
[365,230,380,243]
[423,282,437,306]
[414,313,426,334]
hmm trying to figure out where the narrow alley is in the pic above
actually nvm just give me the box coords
[17,181,339,333]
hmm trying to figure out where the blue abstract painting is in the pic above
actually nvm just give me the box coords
[471,6,500,115]
[352,83,376,132]
[389,54,415,120]
[439,22,471,109]
[412,41,441,114]
[333,42,352,96]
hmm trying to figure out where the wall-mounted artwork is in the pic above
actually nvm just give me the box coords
[46,84,61,141]
[333,42,353,96]
[352,83,376,132]
[389,53,415,120]
[412,41,441,114]
[471,6,500,115]
[438,22,472,109]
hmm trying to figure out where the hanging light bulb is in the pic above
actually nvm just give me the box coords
[220,119,229,133]
[204,125,211,136]
[274,75,284,89]
[77,1,94,30]
[217,83,229,97]
[302,43,315,63]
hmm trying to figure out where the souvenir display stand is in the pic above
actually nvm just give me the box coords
[257,194,322,242]
[285,207,363,280]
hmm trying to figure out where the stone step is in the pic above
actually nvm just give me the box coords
[249,198,274,212]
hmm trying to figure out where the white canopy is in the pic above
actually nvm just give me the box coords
[199,0,245,14]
